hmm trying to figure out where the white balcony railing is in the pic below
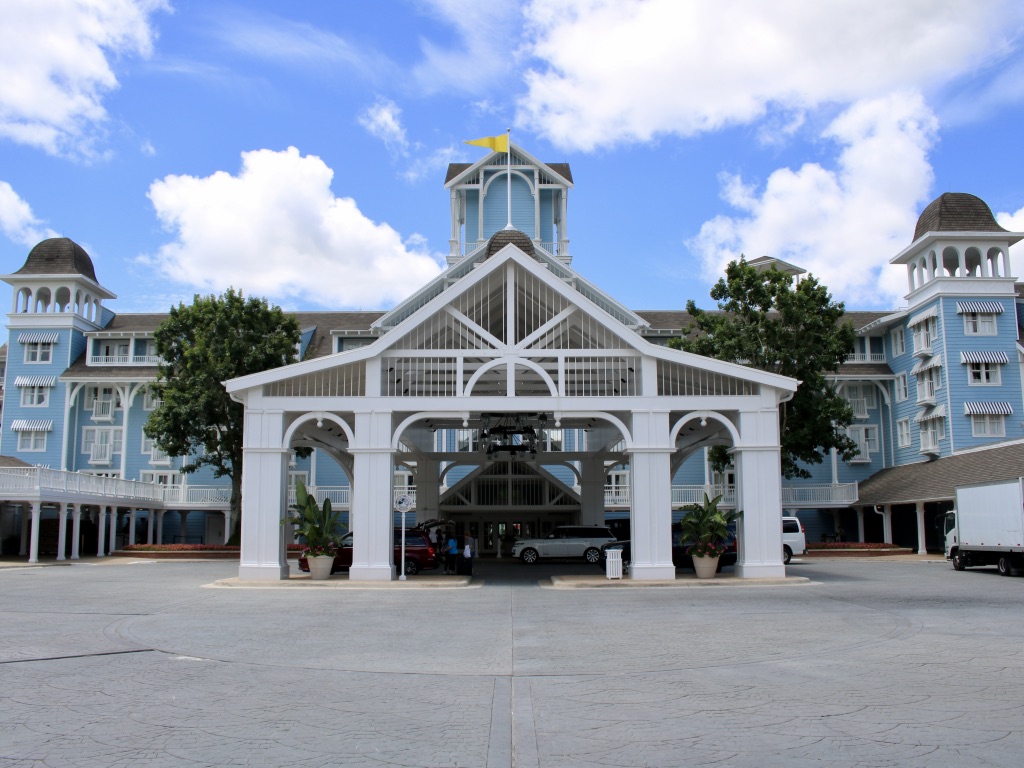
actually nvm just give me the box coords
[849,398,869,418]
[92,400,114,420]
[845,352,887,363]
[150,446,171,465]
[90,355,130,365]
[603,483,858,509]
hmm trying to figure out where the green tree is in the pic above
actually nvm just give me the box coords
[670,259,858,478]
[144,289,301,538]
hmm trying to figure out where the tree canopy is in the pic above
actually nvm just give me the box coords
[144,289,301,530]
[669,259,858,478]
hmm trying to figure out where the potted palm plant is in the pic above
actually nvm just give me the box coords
[679,493,740,579]
[284,481,345,580]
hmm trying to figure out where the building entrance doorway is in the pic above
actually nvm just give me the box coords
[446,513,574,557]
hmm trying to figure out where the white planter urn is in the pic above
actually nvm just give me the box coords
[307,554,335,580]
[692,554,720,579]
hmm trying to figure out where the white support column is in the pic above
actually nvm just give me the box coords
[579,458,605,527]
[28,504,41,564]
[128,508,137,547]
[178,510,190,542]
[156,510,165,545]
[71,505,81,560]
[857,507,865,542]
[628,410,675,580]
[222,510,232,545]
[349,411,397,581]
[238,409,290,581]
[146,509,154,545]
[878,505,893,543]
[735,404,786,578]
[108,508,118,554]
[915,501,927,555]
[97,508,107,557]
[56,504,68,561]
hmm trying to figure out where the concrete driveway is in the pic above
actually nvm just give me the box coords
[1,557,1020,767]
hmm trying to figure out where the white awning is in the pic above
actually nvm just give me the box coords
[963,401,1013,416]
[908,306,938,327]
[17,331,59,344]
[956,301,1004,315]
[960,350,1009,365]
[913,404,946,423]
[13,375,57,387]
[10,419,54,432]
[910,354,942,375]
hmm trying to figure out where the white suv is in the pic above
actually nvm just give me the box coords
[782,517,807,564]
[512,526,618,564]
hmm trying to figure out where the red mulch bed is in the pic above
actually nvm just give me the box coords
[804,548,914,557]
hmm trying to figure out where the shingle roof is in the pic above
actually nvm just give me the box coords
[857,441,1024,506]
[97,314,167,333]
[14,238,98,282]
[445,161,573,185]
[913,193,1007,241]
[486,229,535,258]
[0,455,32,468]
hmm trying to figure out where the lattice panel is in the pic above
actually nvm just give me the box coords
[390,310,494,351]
[656,360,756,397]
[563,357,641,397]
[514,269,571,342]
[263,361,366,397]
[527,311,627,350]
[382,357,460,397]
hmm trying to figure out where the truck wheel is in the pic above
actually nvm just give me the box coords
[997,556,1013,577]
[951,551,965,571]
[783,546,792,565]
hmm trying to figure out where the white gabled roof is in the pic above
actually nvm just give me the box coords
[445,143,573,190]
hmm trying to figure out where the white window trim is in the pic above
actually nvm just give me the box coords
[847,425,880,462]
[24,341,53,364]
[891,328,905,356]
[971,414,1006,437]
[896,418,911,448]
[967,362,1001,386]
[895,373,908,403]
[20,386,49,407]
[18,431,47,451]
[963,313,998,336]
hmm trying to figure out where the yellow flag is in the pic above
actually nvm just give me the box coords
[464,133,509,153]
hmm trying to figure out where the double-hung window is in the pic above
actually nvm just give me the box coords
[20,386,49,407]
[896,418,911,448]
[17,431,47,451]
[891,328,905,356]
[24,341,52,363]
[971,414,1005,437]
[968,362,1000,386]
[963,312,997,336]
[847,425,879,461]
[894,373,908,402]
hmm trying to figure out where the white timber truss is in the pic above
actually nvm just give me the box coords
[226,235,798,581]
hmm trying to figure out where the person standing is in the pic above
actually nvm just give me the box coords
[462,531,475,576]
[444,528,458,575]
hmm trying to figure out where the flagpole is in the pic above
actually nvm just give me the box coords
[505,128,513,230]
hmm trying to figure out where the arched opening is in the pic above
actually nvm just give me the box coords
[34,287,51,313]
[55,286,71,312]
[964,247,982,276]
[941,246,960,277]
[16,288,32,313]
[987,247,1004,277]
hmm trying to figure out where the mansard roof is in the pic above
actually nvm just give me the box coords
[913,193,1007,241]
[14,238,98,282]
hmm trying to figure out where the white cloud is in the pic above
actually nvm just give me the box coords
[688,93,938,308]
[517,0,1022,151]
[144,147,444,308]
[359,98,409,156]
[0,181,58,246]
[412,0,521,94]
[0,0,168,157]
[996,206,1024,278]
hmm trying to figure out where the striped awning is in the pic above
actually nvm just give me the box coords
[13,375,57,387]
[10,419,54,432]
[913,404,946,423]
[908,306,938,327]
[17,331,59,344]
[910,354,942,375]
[964,401,1013,416]
[956,301,1004,315]
[960,350,1009,365]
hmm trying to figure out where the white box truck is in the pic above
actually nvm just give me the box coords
[945,477,1024,576]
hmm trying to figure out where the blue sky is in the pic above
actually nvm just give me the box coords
[2,0,1024,333]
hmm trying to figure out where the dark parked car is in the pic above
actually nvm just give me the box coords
[298,529,438,575]
[598,532,737,573]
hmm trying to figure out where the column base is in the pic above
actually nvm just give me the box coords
[735,562,786,579]
[629,564,676,581]
[238,563,290,581]
[349,565,398,582]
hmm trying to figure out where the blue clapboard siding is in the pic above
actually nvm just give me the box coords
[482,172,534,238]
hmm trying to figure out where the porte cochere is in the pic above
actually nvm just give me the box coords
[225,146,798,581]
